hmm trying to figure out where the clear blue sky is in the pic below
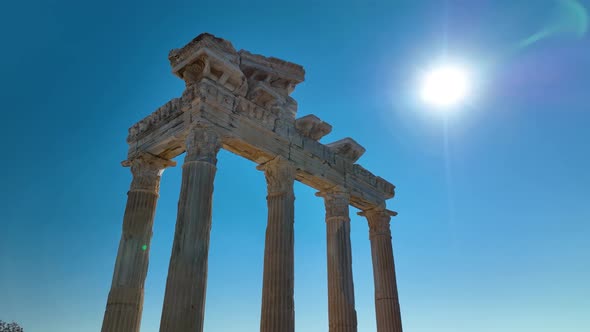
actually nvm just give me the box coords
[1,0,589,331]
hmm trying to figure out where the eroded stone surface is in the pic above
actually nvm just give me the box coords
[327,138,366,162]
[258,157,296,332]
[105,32,402,332]
[317,187,358,332]
[101,153,174,332]
[359,208,402,332]
[295,114,332,140]
[159,125,221,332]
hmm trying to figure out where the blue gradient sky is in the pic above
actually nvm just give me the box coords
[1,0,589,331]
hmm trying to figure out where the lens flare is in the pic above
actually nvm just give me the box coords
[519,0,588,48]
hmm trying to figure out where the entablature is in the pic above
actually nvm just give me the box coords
[126,33,395,211]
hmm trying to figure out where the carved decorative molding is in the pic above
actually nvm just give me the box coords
[236,98,278,129]
[127,98,182,143]
[257,156,296,195]
[316,186,350,223]
[358,208,398,239]
[122,153,176,194]
[125,33,396,209]
[168,33,247,96]
[295,114,332,141]
[239,50,304,97]
[327,138,366,162]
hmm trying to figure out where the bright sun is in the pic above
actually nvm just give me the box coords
[420,64,471,109]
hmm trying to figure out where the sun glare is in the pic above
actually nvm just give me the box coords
[420,64,471,109]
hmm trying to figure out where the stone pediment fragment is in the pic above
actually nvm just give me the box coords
[326,138,366,162]
[295,114,332,141]
[168,33,247,96]
[239,50,305,96]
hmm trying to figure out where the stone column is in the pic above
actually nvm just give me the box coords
[257,156,296,332]
[159,125,221,332]
[316,187,357,332]
[359,208,403,332]
[102,153,175,332]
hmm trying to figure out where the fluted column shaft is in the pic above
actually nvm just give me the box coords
[258,157,296,332]
[159,126,221,332]
[317,188,357,332]
[102,153,175,332]
[361,209,402,332]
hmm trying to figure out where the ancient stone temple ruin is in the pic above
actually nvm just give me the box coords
[101,33,402,332]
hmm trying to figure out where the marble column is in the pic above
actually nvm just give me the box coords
[159,125,221,332]
[359,208,402,332]
[102,153,175,332]
[257,156,296,332]
[316,187,357,332]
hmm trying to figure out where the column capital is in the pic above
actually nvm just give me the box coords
[316,186,350,223]
[185,123,222,164]
[358,208,398,239]
[122,153,176,194]
[256,156,296,194]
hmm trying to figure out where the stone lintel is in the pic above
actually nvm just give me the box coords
[121,152,177,169]
[327,138,366,163]
[295,114,332,141]
[357,208,398,218]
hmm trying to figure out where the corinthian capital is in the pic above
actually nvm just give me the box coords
[359,208,398,239]
[316,186,350,222]
[256,156,296,194]
[185,123,221,164]
[122,153,176,194]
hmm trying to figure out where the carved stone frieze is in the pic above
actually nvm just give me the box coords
[236,97,278,129]
[127,98,182,143]
[195,78,236,111]
[125,32,396,209]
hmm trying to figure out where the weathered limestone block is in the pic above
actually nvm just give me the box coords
[102,153,175,332]
[113,32,403,332]
[235,97,278,130]
[239,50,305,97]
[358,208,403,332]
[246,80,287,109]
[257,156,296,332]
[317,187,358,332]
[295,114,332,140]
[127,98,182,144]
[169,33,247,96]
[159,124,221,332]
[126,79,395,209]
[239,49,304,137]
[327,138,366,163]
